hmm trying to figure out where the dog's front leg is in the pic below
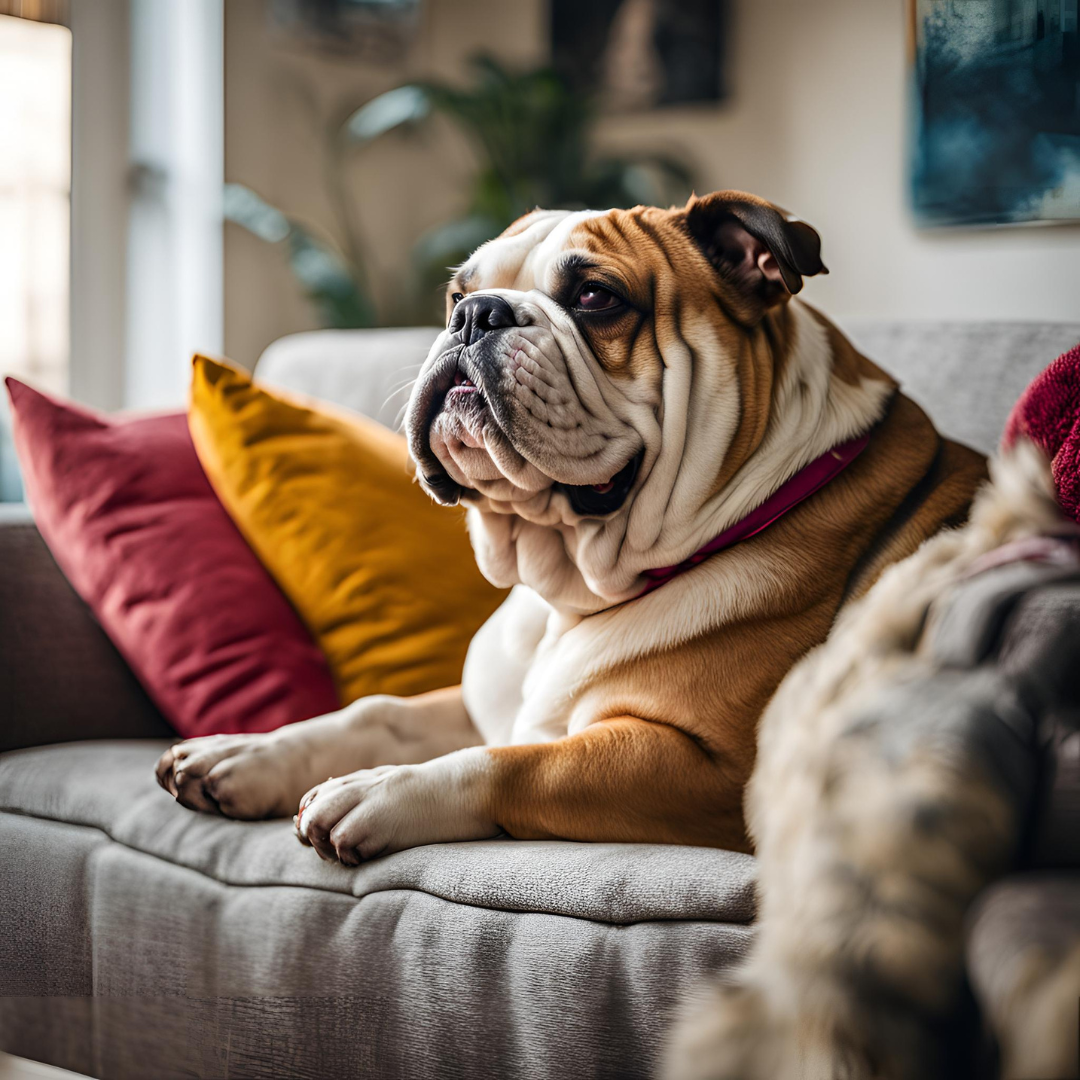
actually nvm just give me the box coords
[156,685,479,820]
[295,716,749,863]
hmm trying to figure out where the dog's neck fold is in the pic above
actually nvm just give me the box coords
[464,302,895,616]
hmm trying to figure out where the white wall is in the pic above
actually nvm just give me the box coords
[223,0,1080,370]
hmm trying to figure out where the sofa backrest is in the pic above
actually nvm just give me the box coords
[843,320,1080,454]
[256,320,1080,456]
[258,327,442,432]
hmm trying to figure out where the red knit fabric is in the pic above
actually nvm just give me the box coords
[1002,342,1080,524]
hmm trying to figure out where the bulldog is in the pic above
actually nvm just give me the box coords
[156,190,987,863]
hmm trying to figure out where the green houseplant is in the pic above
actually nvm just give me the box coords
[226,55,695,327]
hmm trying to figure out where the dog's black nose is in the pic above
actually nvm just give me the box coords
[449,294,516,345]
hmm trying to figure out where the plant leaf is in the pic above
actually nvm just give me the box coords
[223,182,374,329]
[342,85,431,145]
[414,213,503,272]
[223,183,290,242]
[287,227,375,328]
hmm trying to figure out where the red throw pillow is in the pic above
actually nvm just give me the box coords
[6,378,341,737]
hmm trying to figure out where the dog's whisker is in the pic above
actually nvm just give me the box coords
[380,382,414,406]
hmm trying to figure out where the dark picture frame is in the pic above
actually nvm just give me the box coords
[552,0,729,112]
[911,0,1080,226]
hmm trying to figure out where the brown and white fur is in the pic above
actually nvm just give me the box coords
[664,444,1074,1080]
[156,191,986,867]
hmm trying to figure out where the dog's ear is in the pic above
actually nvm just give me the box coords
[683,191,828,315]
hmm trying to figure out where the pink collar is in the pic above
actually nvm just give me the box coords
[637,431,871,597]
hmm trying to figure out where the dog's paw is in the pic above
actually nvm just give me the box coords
[294,749,498,865]
[155,732,310,819]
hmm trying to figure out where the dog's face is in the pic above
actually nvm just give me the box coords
[405,190,839,609]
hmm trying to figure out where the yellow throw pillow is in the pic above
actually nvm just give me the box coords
[188,355,507,705]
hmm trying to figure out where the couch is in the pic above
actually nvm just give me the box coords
[2,319,1079,1080]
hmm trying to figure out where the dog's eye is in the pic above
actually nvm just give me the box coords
[576,284,621,312]
[451,292,465,305]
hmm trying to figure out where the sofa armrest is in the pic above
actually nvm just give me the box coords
[0,505,174,752]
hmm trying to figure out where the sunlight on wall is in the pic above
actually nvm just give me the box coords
[0,13,71,396]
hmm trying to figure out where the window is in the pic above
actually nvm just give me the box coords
[0,12,71,396]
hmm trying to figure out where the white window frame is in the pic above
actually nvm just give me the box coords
[69,0,223,411]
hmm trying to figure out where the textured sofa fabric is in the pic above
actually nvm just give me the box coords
[0,742,754,1080]
[842,320,1080,455]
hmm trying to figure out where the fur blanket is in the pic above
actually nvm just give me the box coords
[666,444,1080,1080]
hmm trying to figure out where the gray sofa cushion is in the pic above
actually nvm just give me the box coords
[0,742,756,924]
[0,741,755,1080]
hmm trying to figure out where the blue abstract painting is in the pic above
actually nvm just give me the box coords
[911,0,1080,225]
